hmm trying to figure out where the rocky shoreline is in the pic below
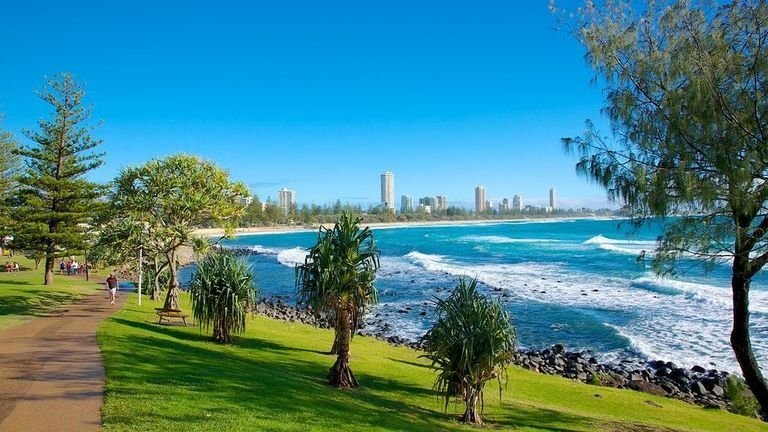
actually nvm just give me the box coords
[253,298,734,411]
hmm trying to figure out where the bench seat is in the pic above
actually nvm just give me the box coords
[155,308,190,326]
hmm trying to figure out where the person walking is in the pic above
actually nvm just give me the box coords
[106,274,118,305]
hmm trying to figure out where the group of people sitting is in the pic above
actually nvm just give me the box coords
[59,259,88,275]
[4,262,19,272]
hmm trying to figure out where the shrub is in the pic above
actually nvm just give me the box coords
[190,251,258,343]
[421,277,517,425]
[725,376,760,418]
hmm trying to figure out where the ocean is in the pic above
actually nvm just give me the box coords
[190,217,768,373]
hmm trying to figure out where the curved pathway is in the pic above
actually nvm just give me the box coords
[0,290,124,432]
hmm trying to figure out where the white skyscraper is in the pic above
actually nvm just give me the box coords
[475,186,486,213]
[400,195,413,213]
[381,171,395,211]
[549,188,557,210]
[513,194,523,211]
[278,188,296,216]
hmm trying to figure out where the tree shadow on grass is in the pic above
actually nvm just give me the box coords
[0,291,80,317]
[0,280,33,286]
[111,317,331,354]
[102,329,464,431]
[386,357,431,369]
[102,318,609,432]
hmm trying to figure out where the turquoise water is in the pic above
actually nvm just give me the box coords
[208,217,768,372]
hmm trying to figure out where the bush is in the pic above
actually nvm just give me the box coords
[190,251,258,343]
[420,277,517,425]
[725,376,760,418]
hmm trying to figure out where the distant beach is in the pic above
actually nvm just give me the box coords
[193,216,616,238]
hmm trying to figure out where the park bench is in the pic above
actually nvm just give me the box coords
[155,308,190,326]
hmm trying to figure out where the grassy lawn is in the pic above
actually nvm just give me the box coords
[99,294,766,432]
[0,255,105,330]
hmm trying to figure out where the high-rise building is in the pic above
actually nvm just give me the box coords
[486,200,493,212]
[381,171,395,211]
[549,188,557,210]
[513,194,523,211]
[436,195,447,212]
[400,195,413,213]
[278,188,296,216]
[475,186,486,213]
[429,196,438,211]
[499,198,510,213]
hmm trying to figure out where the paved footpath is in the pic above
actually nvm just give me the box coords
[0,290,125,432]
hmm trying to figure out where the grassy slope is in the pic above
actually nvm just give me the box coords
[99,294,765,432]
[0,256,104,330]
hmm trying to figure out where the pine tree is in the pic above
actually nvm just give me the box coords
[13,73,104,285]
[0,123,21,238]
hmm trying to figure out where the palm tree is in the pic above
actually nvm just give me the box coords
[190,250,258,343]
[421,277,516,425]
[296,211,380,388]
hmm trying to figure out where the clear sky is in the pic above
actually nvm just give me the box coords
[0,0,614,209]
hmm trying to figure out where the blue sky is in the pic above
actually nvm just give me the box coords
[0,0,613,209]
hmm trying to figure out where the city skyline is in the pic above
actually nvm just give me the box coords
[1,2,615,210]
[274,175,576,212]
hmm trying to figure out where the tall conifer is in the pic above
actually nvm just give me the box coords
[13,74,104,285]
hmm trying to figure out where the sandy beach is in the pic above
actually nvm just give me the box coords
[192,216,603,238]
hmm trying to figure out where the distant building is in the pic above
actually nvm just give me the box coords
[549,188,557,210]
[486,200,493,212]
[513,194,523,211]
[400,195,413,213]
[278,188,296,216]
[475,186,486,213]
[236,196,253,206]
[381,171,395,211]
[429,196,438,211]
[418,204,431,214]
[436,195,447,212]
[499,198,510,213]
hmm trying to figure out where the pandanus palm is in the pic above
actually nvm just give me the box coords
[296,211,380,388]
[421,277,516,425]
[190,251,258,344]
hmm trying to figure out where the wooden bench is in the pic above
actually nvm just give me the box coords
[155,308,190,326]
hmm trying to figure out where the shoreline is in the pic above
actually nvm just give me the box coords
[193,215,622,238]
[255,297,734,411]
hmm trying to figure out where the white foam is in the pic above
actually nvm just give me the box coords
[401,249,767,372]
[249,245,280,255]
[583,235,657,256]
[276,247,308,267]
[635,274,768,314]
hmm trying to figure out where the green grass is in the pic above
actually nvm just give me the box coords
[0,255,104,330]
[99,294,766,432]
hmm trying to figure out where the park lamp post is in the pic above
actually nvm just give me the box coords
[137,244,143,306]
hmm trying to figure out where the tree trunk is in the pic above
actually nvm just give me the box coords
[44,255,54,285]
[731,265,768,420]
[151,259,163,301]
[162,249,180,310]
[329,312,341,355]
[152,269,162,301]
[214,316,230,344]
[461,385,483,425]
[328,307,358,388]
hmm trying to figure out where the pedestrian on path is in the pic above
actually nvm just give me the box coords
[106,274,118,305]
